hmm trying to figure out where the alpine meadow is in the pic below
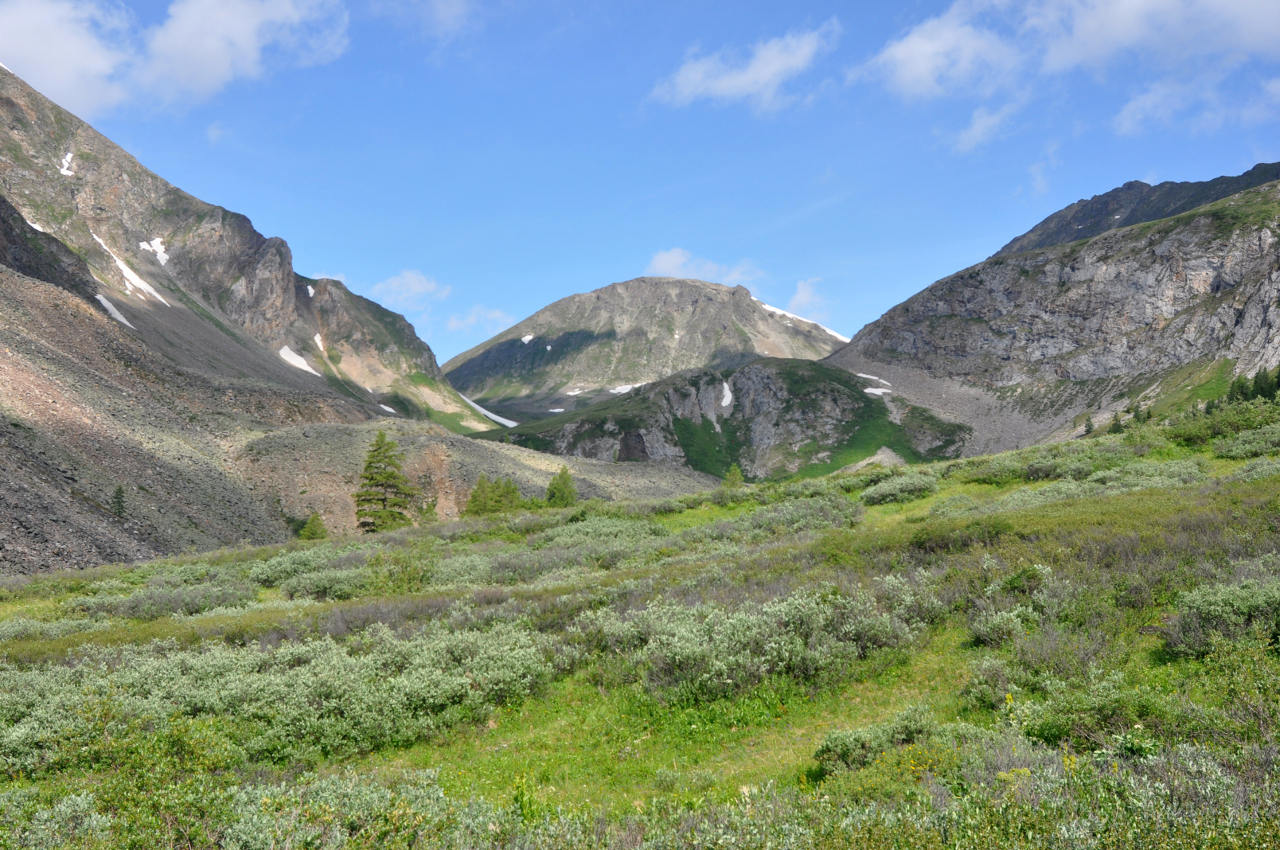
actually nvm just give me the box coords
[3,2,1280,848]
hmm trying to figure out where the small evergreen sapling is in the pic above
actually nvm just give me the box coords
[722,463,745,488]
[110,485,126,517]
[298,512,328,540]
[545,466,576,507]
[353,430,418,533]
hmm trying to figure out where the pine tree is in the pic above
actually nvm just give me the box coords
[1228,374,1252,402]
[1108,412,1125,434]
[1083,416,1094,435]
[298,512,328,540]
[110,485,126,518]
[1252,367,1277,401]
[353,430,417,533]
[545,466,577,507]
[722,463,745,488]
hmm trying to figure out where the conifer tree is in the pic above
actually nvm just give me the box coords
[722,463,745,488]
[545,465,577,507]
[1083,416,1094,435]
[1252,367,1277,401]
[353,430,417,533]
[298,512,328,540]
[110,485,126,518]
[1228,374,1252,402]
[1108,412,1125,434]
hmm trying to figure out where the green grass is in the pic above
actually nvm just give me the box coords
[3,417,1280,846]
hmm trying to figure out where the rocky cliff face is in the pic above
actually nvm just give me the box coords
[828,179,1280,453]
[0,64,484,428]
[490,358,968,479]
[443,277,849,421]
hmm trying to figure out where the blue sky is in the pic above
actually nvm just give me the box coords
[3,1,1280,362]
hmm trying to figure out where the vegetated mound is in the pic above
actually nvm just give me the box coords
[442,277,849,421]
[996,160,1280,256]
[479,357,969,479]
[827,176,1280,454]
[2,404,1280,846]
[238,419,717,533]
[0,63,486,429]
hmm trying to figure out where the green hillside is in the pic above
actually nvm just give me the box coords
[3,396,1280,845]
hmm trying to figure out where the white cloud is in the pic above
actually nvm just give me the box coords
[0,0,348,116]
[1030,0,1280,73]
[787,277,826,318]
[447,304,514,334]
[860,5,1018,99]
[859,0,1280,143]
[370,269,452,310]
[954,101,1020,151]
[645,248,762,285]
[139,0,348,102]
[652,18,841,112]
[371,0,477,40]
[0,0,131,117]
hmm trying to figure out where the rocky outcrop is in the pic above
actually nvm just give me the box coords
[493,358,969,479]
[828,179,1280,453]
[443,277,849,421]
[997,161,1280,256]
[0,64,482,427]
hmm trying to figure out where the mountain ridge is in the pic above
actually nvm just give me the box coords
[443,276,849,421]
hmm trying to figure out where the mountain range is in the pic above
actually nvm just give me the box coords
[5,58,1280,570]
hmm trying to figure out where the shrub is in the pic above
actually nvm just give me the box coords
[249,547,344,587]
[960,656,1017,711]
[1213,423,1280,458]
[297,513,328,540]
[860,472,938,505]
[814,705,935,775]
[281,569,369,601]
[1162,580,1280,657]
[970,605,1036,647]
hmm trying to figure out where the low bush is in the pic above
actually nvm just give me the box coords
[860,472,938,505]
[280,569,368,601]
[814,705,935,775]
[1162,580,1280,657]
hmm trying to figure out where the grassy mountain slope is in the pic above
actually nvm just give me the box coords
[443,277,849,421]
[478,357,970,479]
[996,160,1280,255]
[3,404,1280,845]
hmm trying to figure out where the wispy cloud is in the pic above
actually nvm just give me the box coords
[373,0,477,41]
[652,18,841,113]
[370,269,451,308]
[786,277,826,320]
[954,101,1020,152]
[447,304,514,333]
[856,0,1280,147]
[858,4,1018,99]
[0,0,349,117]
[645,248,762,285]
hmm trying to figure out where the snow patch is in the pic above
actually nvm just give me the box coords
[313,333,325,352]
[94,294,135,329]
[610,384,638,394]
[459,394,518,428]
[379,404,397,414]
[546,344,552,351]
[565,389,582,396]
[58,152,74,177]
[521,334,534,344]
[89,232,171,306]
[0,61,10,72]
[721,381,733,408]
[278,346,321,377]
[752,297,850,343]
[307,285,315,297]
[863,387,892,397]
[549,408,565,413]
[137,237,169,265]
[856,373,891,387]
